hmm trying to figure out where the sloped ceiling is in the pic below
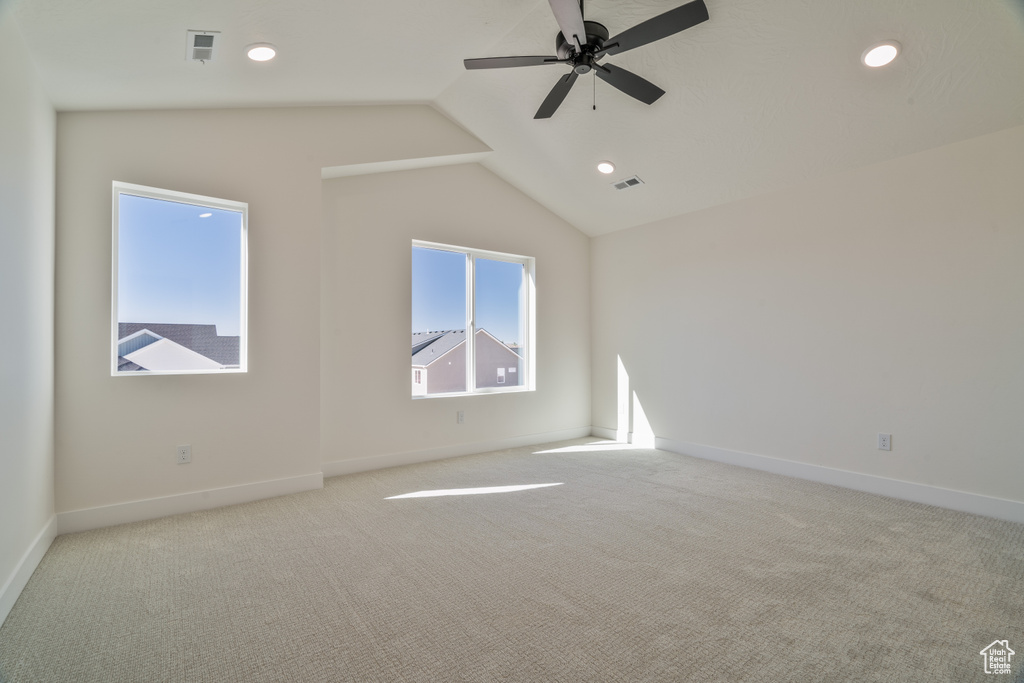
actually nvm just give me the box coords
[12,0,1024,235]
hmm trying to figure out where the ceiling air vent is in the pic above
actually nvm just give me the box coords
[186,30,220,62]
[612,175,645,190]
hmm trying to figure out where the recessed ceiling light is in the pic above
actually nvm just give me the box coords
[597,161,615,174]
[199,212,212,218]
[862,41,900,68]
[246,43,277,62]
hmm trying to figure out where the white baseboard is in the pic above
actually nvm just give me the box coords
[1,515,57,628]
[591,426,658,447]
[656,437,1024,525]
[323,426,593,478]
[57,472,324,535]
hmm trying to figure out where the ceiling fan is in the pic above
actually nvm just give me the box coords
[464,0,709,119]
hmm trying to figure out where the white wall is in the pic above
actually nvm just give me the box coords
[320,163,591,472]
[0,10,56,624]
[54,105,490,521]
[592,125,1024,505]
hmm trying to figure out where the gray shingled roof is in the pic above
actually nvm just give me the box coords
[411,331,448,356]
[411,330,465,366]
[116,356,145,372]
[118,323,240,366]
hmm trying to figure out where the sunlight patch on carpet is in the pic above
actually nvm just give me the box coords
[533,442,635,454]
[385,483,563,499]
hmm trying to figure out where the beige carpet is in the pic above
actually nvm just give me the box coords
[1,439,1022,682]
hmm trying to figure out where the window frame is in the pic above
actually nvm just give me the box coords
[412,239,535,398]
[111,181,249,377]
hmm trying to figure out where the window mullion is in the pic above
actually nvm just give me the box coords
[466,253,476,393]
[520,262,528,390]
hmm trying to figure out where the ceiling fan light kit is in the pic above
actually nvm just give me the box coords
[464,0,709,119]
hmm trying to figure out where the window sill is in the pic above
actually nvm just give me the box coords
[412,386,534,400]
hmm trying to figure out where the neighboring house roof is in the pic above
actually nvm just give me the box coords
[412,330,466,367]
[117,357,145,372]
[118,323,239,366]
[411,331,448,356]
[411,329,523,367]
[123,337,224,372]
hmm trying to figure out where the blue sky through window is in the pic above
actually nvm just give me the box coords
[475,257,524,346]
[411,247,465,334]
[412,247,523,345]
[117,193,243,336]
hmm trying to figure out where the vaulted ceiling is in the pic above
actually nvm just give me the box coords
[12,0,1024,235]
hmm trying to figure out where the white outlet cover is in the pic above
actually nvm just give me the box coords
[877,434,891,451]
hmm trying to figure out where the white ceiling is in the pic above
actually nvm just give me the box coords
[12,0,1024,236]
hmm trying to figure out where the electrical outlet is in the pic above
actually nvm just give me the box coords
[877,433,891,451]
[457,411,464,424]
[176,445,192,464]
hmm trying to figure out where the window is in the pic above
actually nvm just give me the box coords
[112,182,247,375]
[411,240,534,397]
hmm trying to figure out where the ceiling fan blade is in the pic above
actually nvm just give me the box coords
[595,63,665,105]
[464,56,563,70]
[601,0,709,57]
[534,71,579,119]
[548,0,588,50]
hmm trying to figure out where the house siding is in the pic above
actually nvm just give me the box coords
[427,342,466,394]
[475,331,523,389]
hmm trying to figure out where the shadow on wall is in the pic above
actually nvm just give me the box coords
[618,355,656,448]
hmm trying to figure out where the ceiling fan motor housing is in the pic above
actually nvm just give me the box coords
[556,20,609,66]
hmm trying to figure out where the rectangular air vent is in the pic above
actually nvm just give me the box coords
[612,175,645,190]
[186,30,219,62]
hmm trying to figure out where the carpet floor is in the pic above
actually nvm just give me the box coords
[1,438,1022,682]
